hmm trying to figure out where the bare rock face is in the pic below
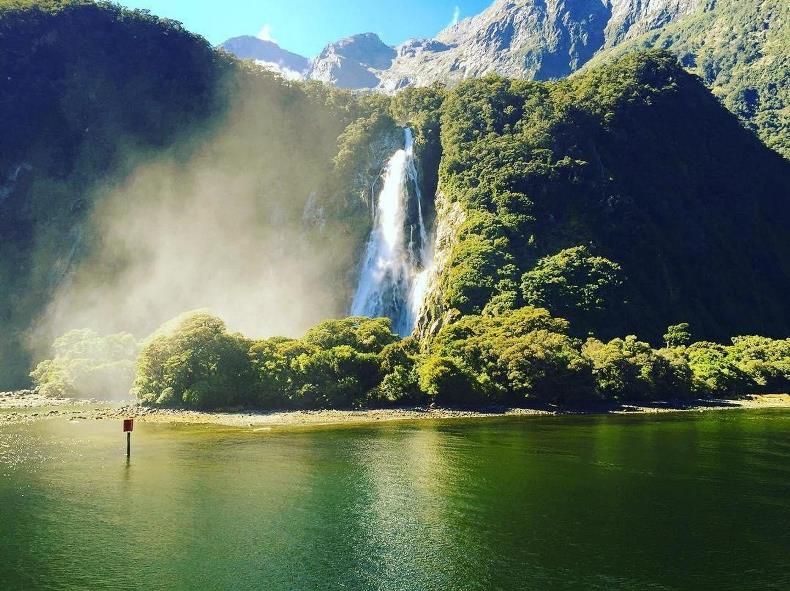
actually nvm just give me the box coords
[605,0,702,47]
[414,191,466,340]
[221,1,704,90]
[220,36,309,78]
[307,33,396,90]
[308,51,381,89]
[380,0,702,90]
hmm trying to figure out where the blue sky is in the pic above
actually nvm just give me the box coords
[116,1,491,57]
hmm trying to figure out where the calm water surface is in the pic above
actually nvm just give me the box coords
[1,410,789,590]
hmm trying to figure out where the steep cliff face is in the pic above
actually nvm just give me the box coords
[587,0,789,158]
[0,1,232,388]
[604,0,702,46]
[414,190,465,339]
[0,2,395,389]
[308,33,396,89]
[416,51,790,342]
[379,0,700,90]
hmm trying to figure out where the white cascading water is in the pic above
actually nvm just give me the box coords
[351,128,433,336]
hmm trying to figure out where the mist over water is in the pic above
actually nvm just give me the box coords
[29,88,437,381]
[351,128,433,336]
[32,82,362,356]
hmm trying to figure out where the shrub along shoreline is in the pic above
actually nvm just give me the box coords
[31,310,790,412]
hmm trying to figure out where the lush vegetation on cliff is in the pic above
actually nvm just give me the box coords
[585,0,789,159]
[0,0,395,389]
[423,51,790,344]
[0,0,225,386]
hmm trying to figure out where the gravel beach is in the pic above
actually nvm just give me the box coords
[2,390,789,428]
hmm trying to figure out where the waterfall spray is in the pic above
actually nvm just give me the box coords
[351,128,433,336]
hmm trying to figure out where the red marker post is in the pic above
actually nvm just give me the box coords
[123,418,134,459]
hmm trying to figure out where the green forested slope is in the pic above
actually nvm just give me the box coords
[0,0,226,386]
[3,2,789,401]
[0,0,392,388]
[421,51,790,343]
[584,0,789,158]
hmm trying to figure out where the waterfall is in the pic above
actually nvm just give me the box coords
[351,128,433,336]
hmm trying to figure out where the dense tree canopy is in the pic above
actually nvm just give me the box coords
[584,0,789,159]
[664,323,692,348]
[420,51,790,344]
[30,328,138,399]
[132,313,252,409]
[91,310,790,411]
[521,246,623,332]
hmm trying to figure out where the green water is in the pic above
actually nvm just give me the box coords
[1,411,789,590]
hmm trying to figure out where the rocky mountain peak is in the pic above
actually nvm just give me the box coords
[309,33,396,90]
[380,0,614,90]
[605,0,703,46]
[221,0,708,91]
[220,36,309,77]
[317,32,396,70]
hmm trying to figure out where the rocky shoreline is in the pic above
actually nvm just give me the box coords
[2,390,789,429]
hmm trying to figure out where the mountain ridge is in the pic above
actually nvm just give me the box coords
[222,0,787,157]
[308,32,397,89]
[220,35,309,78]
[224,0,703,90]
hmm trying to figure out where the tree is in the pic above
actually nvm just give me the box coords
[30,329,138,399]
[132,312,252,409]
[727,336,790,392]
[583,336,692,402]
[664,323,692,348]
[428,307,593,405]
[291,345,380,409]
[372,366,422,405]
[416,355,478,406]
[371,338,423,405]
[248,337,315,409]
[686,342,750,398]
[499,330,593,405]
[521,246,623,330]
[301,317,398,354]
